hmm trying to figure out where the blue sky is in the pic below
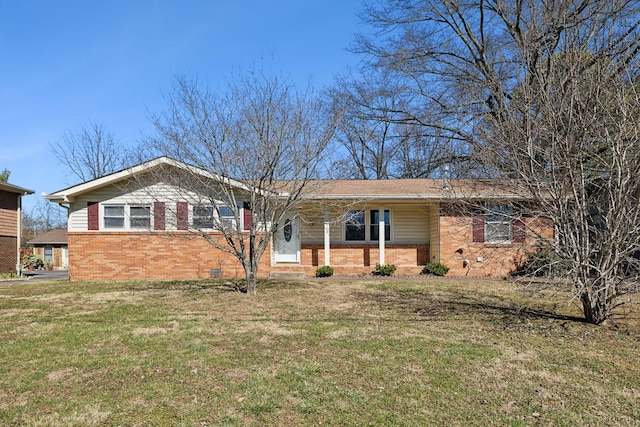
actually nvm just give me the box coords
[0,0,367,212]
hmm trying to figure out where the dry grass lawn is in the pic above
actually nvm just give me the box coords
[0,276,638,426]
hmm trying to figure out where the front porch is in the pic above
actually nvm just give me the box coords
[271,243,431,277]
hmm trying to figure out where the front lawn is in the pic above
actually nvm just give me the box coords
[0,277,638,426]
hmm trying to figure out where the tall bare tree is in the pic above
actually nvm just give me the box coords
[325,68,464,179]
[146,72,337,295]
[359,0,640,324]
[52,121,127,184]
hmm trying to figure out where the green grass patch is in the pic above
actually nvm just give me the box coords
[0,277,638,425]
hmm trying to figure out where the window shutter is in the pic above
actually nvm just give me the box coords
[472,215,485,243]
[243,202,252,231]
[513,218,526,243]
[154,202,166,231]
[177,202,188,230]
[88,202,99,230]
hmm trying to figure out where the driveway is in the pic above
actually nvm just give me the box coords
[2,270,69,284]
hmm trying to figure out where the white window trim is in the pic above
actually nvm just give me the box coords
[484,204,513,244]
[191,204,238,231]
[102,204,153,231]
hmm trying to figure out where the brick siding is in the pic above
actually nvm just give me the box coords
[68,232,271,281]
[0,235,17,273]
[438,214,553,277]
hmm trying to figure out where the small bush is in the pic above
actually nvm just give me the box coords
[315,265,334,277]
[511,246,567,277]
[421,262,450,276]
[22,255,44,270]
[374,263,397,276]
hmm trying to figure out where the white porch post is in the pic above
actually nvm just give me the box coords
[378,209,385,265]
[323,212,331,266]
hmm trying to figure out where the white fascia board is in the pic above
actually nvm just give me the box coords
[42,156,280,202]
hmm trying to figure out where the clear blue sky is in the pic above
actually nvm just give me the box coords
[0,0,367,212]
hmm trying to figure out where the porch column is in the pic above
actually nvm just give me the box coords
[378,209,385,265]
[323,212,331,266]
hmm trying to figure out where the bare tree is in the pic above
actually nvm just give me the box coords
[52,121,128,184]
[358,0,640,324]
[325,68,462,179]
[145,72,337,295]
[22,199,67,245]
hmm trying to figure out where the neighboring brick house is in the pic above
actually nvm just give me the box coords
[26,228,68,269]
[44,157,553,281]
[0,182,34,274]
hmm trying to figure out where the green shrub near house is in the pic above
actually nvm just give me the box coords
[421,262,450,276]
[315,265,334,277]
[374,263,397,276]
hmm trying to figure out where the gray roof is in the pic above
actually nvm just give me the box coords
[0,181,35,195]
[27,228,68,245]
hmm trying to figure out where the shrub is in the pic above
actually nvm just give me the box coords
[421,262,450,276]
[22,255,44,270]
[511,246,567,278]
[315,265,334,277]
[374,263,397,276]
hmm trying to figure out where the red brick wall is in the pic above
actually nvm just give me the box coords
[68,232,271,281]
[438,213,553,277]
[0,235,17,273]
[269,243,430,276]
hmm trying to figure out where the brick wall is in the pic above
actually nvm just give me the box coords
[68,232,271,281]
[0,235,17,273]
[269,243,430,276]
[438,214,553,277]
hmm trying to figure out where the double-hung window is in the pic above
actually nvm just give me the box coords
[44,246,53,262]
[130,206,151,229]
[193,205,214,229]
[103,205,125,229]
[345,210,366,241]
[345,209,390,242]
[103,204,151,230]
[370,210,390,241]
[484,204,512,244]
[218,205,236,229]
[192,204,236,230]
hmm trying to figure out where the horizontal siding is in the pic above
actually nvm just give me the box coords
[300,203,434,245]
[68,181,244,232]
[392,205,430,244]
[0,192,18,236]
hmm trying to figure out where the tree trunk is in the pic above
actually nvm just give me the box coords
[579,282,609,325]
[246,270,257,296]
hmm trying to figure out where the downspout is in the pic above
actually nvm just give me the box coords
[16,194,22,275]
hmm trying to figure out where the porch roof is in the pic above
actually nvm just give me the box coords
[301,178,528,200]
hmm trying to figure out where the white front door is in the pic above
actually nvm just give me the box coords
[274,217,300,263]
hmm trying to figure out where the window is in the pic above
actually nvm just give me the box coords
[193,205,214,228]
[192,205,236,230]
[103,204,151,230]
[44,246,53,262]
[345,210,365,241]
[345,209,391,242]
[370,210,390,241]
[103,205,125,229]
[218,205,236,229]
[485,204,512,243]
[130,206,151,229]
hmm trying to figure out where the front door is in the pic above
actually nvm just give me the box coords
[274,217,300,263]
